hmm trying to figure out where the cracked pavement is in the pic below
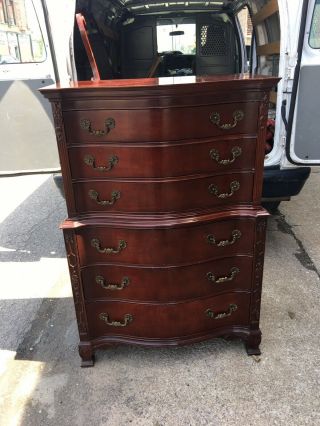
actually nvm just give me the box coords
[0,172,320,426]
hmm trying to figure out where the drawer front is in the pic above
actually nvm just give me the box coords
[81,256,253,301]
[73,173,254,215]
[85,292,251,339]
[63,102,259,143]
[68,137,257,179]
[76,218,255,266]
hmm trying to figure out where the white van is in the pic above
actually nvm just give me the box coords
[0,0,319,212]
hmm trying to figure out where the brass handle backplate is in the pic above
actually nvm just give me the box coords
[210,110,244,130]
[96,275,130,290]
[208,181,240,199]
[206,230,242,247]
[99,312,133,327]
[91,238,127,254]
[88,189,120,206]
[209,146,242,165]
[84,154,119,172]
[206,304,238,320]
[207,267,240,284]
[80,117,115,136]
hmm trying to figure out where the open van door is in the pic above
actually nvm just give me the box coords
[284,0,320,166]
[0,0,58,174]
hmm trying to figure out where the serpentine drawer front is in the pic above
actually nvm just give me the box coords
[40,74,279,366]
[75,218,255,266]
[85,292,251,339]
[68,137,257,179]
[73,172,254,215]
[63,102,259,144]
[81,255,254,302]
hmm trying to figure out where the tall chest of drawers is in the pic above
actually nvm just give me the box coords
[41,75,278,366]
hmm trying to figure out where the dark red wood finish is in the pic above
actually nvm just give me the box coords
[63,102,259,143]
[76,218,256,266]
[40,75,279,366]
[81,255,254,301]
[41,74,279,92]
[85,292,251,339]
[76,13,101,81]
[68,136,257,179]
[73,172,254,214]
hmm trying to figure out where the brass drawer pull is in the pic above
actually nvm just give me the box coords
[209,110,244,130]
[207,267,240,284]
[91,238,127,254]
[80,117,115,136]
[88,189,120,206]
[208,181,240,199]
[206,230,241,247]
[209,146,242,165]
[99,312,133,327]
[96,275,130,290]
[205,304,238,320]
[84,154,119,172]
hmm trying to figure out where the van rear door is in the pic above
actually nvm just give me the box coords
[285,0,320,165]
[0,0,58,174]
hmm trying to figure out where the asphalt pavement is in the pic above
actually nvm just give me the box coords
[0,171,319,426]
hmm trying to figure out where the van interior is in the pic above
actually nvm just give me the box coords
[74,0,280,80]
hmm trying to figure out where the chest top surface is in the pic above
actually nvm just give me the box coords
[40,74,279,101]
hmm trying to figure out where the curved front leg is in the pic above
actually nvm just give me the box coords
[79,342,95,367]
[245,329,262,356]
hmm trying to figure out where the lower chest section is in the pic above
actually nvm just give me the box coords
[66,214,265,343]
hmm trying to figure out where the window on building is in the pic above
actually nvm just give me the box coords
[0,0,46,64]
[309,0,320,48]
[0,0,7,24]
[7,0,16,26]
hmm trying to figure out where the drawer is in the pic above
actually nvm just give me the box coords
[81,256,253,301]
[68,137,257,179]
[63,102,259,143]
[85,292,251,339]
[73,172,254,215]
[75,218,255,266]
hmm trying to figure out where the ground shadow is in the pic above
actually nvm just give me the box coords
[0,175,67,262]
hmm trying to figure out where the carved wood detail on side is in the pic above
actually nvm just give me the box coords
[64,230,89,337]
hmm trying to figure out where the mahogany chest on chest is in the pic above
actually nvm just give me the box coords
[41,75,278,366]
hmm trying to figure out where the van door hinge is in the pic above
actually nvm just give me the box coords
[284,66,294,87]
